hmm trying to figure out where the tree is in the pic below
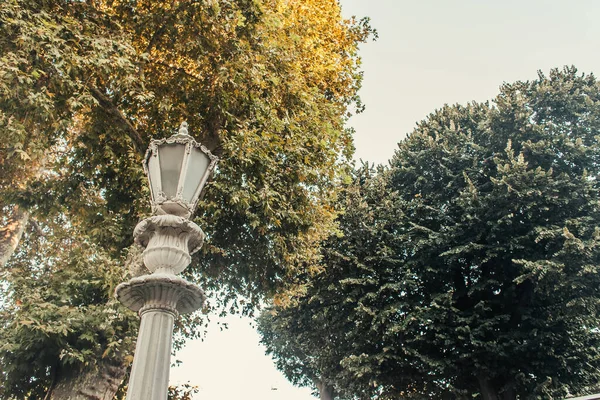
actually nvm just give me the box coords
[0,0,373,397]
[260,67,600,399]
[258,164,394,400]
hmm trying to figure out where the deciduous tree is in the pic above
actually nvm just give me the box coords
[0,0,373,397]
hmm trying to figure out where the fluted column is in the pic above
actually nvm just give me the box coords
[128,310,174,399]
[116,215,206,400]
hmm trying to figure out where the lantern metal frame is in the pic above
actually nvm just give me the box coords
[143,122,218,217]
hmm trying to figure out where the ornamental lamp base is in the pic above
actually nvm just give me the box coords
[115,274,206,316]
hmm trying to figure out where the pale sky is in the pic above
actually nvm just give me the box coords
[170,1,600,398]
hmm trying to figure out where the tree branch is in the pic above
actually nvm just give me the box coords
[0,205,29,268]
[87,86,145,155]
[144,25,169,55]
[43,362,58,400]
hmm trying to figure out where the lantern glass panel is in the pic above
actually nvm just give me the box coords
[158,143,185,198]
[147,151,162,200]
[182,147,210,203]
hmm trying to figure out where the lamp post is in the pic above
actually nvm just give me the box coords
[116,122,218,400]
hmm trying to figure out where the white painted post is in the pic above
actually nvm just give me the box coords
[116,215,206,400]
[126,309,175,399]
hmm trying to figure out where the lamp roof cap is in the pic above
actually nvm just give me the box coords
[171,121,193,140]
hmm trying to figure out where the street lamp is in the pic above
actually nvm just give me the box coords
[116,122,217,400]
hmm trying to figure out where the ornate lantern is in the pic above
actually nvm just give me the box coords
[144,121,218,217]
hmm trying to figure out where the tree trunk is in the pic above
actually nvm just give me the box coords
[477,375,499,400]
[0,205,29,268]
[47,357,128,400]
[501,379,517,400]
[316,380,335,400]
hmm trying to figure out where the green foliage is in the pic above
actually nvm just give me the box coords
[0,218,138,398]
[167,384,199,400]
[0,0,374,396]
[258,310,316,389]
[260,67,600,399]
[258,164,392,399]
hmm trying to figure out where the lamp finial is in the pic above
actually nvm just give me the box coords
[179,121,189,136]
